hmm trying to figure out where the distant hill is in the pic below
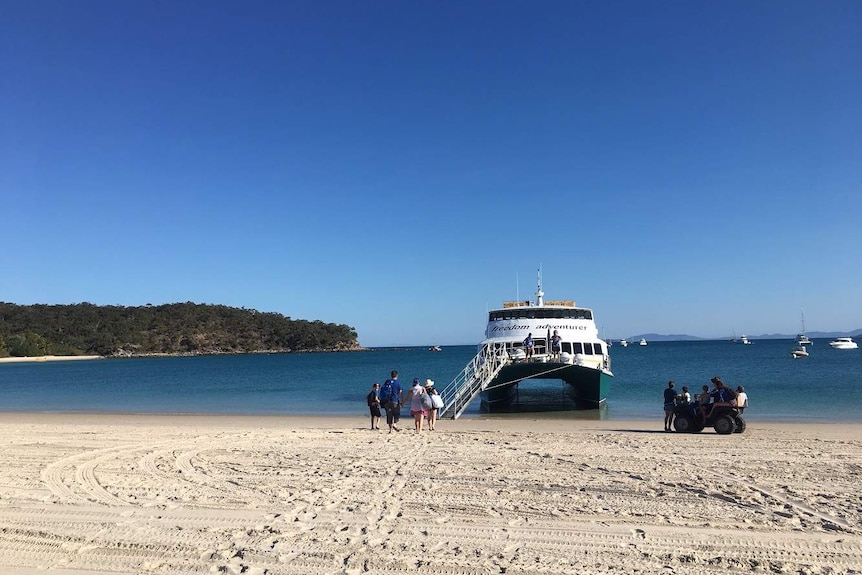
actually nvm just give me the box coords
[625,333,707,342]
[626,330,862,342]
[0,302,360,358]
[755,330,862,340]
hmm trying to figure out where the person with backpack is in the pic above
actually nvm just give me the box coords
[366,383,381,430]
[701,376,737,423]
[379,370,404,433]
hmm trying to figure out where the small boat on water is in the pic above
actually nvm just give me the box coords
[829,337,858,350]
[619,339,629,347]
[796,309,813,346]
[739,335,753,345]
[791,346,809,358]
[428,345,442,352]
[436,271,612,419]
[639,338,647,346]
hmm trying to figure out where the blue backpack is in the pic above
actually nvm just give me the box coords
[379,380,393,405]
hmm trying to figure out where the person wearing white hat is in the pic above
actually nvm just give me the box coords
[424,379,442,431]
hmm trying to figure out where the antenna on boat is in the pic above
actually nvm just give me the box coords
[536,266,544,306]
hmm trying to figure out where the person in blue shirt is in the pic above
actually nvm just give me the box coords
[380,370,404,433]
[523,333,534,360]
[550,330,562,359]
[663,380,679,431]
[701,376,737,423]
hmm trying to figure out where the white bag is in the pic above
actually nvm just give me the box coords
[431,394,444,409]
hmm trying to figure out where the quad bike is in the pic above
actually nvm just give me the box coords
[672,403,746,434]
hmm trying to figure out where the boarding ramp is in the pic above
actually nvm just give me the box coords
[438,346,509,420]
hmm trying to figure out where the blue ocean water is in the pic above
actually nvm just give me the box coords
[1,339,859,422]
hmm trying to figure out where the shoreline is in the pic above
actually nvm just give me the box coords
[0,348,370,364]
[1,408,860,425]
[2,410,862,433]
[0,354,102,363]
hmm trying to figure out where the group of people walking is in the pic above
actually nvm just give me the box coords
[366,370,444,433]
[663,376,749,431]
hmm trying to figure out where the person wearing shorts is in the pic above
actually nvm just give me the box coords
[366,383,381,430]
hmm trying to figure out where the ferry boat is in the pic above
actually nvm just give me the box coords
[476,277,612,408]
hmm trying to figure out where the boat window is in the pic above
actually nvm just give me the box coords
[562,342,571,353]
[491,307,593,320]
[583,343,594,355]
[594,343,603,355]
[573,342,583,354]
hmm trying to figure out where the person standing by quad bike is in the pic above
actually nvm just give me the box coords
[663,381,678,432]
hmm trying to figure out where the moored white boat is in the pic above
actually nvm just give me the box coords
[619,339,628,347]
[791,346,809,358]
[796,309,813,346]
[639,338,647,346]
[829,337,858,350]
[740,335,752,345]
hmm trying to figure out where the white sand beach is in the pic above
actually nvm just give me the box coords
[0,413,859,574]
[0,355,102,363]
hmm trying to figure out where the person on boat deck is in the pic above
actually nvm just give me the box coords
[663,381,678,432]
[366,383,381,430]
[701,376,737,422]
[736,386,749,412]
[405,378,428,433]
[523,333,534,360]
[550,330,562,359]
[381,370,404,433]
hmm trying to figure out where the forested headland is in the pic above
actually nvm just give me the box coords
[0,302,360,358]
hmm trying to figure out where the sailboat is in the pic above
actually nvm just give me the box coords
[796,309,813,346]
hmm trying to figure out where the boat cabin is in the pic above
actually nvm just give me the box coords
[493,301,592,321]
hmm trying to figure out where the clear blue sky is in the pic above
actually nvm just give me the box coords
[2,1,860,347]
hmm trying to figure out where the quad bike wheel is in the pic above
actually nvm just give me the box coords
[714,414,736,435]
[673,413,696,433]
[734,416,746,434]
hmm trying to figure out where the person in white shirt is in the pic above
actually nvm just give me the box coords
[736,386,749,412]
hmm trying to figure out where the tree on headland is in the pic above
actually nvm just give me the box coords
[0,302,359,357]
